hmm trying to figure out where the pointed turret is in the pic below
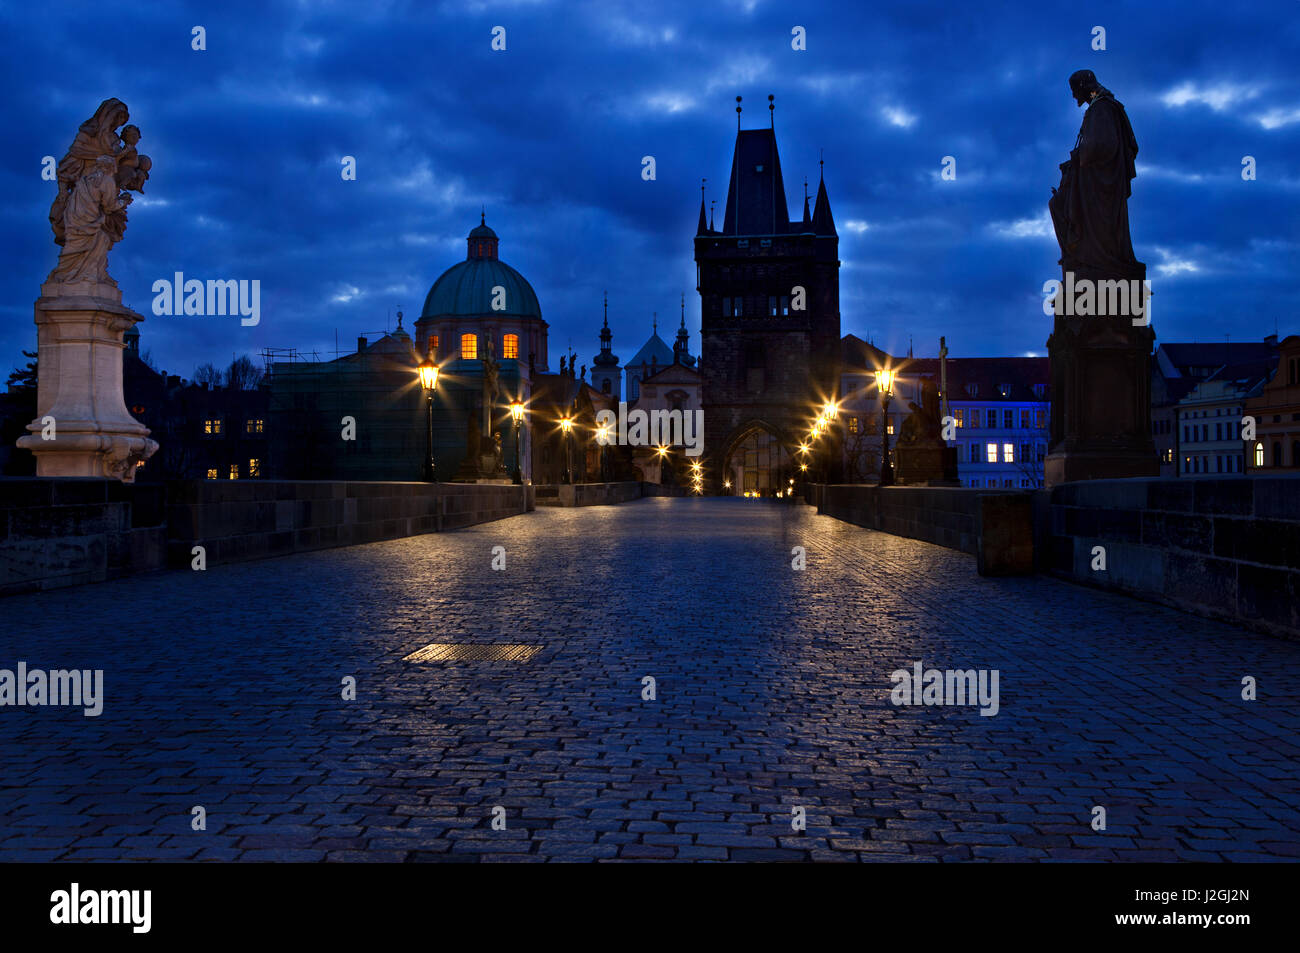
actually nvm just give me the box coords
[721,128,790,236]
[812,174,836,236]
[697,196,708,235]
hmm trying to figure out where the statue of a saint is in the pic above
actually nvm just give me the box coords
[1048,70,1144,280]
[47,156,132,286]
[45,98,152,288]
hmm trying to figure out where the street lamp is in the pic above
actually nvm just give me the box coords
[596,423,611,482]
[417,358,440,482]
[560,415,574,484]
[878,367,895,486]
[509,400,525,485]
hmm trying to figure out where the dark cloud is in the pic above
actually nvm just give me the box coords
[2,0,1296,380]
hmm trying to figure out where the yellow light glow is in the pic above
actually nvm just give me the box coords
[510,401,525,423]
[417,360,440,391]
[656,445,668,457]
[560,416,573,433]
[800,463,808,471]
[878,368,894,396]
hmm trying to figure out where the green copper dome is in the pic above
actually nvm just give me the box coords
[421,216,541,320]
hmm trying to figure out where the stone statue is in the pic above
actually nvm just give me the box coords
[1048,70,1144,281]
[492,431,504,471]
[18,98,158,482]
[1043,71,1158,485]
[898,380,943,446]
[579,364,586,382]
[47,156,132,286]
[46,98,151,290]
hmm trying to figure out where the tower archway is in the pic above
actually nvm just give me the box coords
[719,421,794,496]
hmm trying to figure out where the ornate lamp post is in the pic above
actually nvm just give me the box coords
[417,357,440,482]
[560,414,574,484]
[878,367,895,486]
[510,400,525,485]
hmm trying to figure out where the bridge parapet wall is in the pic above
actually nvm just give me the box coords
[1048,476,1300,639]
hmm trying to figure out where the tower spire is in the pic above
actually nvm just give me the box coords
[768,94,774,128]
[736,95,742,131]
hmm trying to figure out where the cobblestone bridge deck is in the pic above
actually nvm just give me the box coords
[2,498,1297,861]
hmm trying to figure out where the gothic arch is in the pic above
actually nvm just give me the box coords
[718,419,796,496]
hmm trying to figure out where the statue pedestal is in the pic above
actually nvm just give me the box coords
[895,443,947,485]
[16,292,158,482]
[1045,308,1157,487]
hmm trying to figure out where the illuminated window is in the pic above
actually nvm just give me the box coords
[848,417,859,434]
[887,421,895,436]
[503,333,519,359]
[461,333,478,359]
[986,443,998,463]
[1020,409,1030,428]
[206,468,218,480]
[955,408,965,427]
[1003,443,1015,462]
[1035,409,1046,428]
[428,334,439,356]
[229,464,240,480]
[246,418,263,434]
[204,418,222,435]
[249,458,261,477]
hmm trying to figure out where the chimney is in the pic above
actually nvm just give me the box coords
[357,335,368,353]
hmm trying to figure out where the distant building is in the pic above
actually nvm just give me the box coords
[624,320,675,403]
[122,328,269,482]
[1152,338,1278,477]
[266,215,546,482]
[1245,334,1300,472]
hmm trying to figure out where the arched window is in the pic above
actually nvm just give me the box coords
[460,333,478,359]
[1254,442,1264,468]
[503,333,519,359]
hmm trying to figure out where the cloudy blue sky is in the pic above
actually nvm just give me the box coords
[2,0,1297,381]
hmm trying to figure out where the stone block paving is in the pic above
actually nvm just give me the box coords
[1,497,1298,862]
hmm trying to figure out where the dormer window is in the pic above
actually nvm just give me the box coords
[965,383,979,397]
[998,383,1012,398]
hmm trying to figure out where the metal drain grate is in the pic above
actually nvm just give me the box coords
[403,642,542,662]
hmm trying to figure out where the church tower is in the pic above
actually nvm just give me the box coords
[590,292,621,399]
[694,100,841,493]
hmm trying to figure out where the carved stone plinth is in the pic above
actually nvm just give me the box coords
[1045,307,1157,487]
[16,292,158,482]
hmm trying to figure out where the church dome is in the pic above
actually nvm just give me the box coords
[420,215,541,320]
